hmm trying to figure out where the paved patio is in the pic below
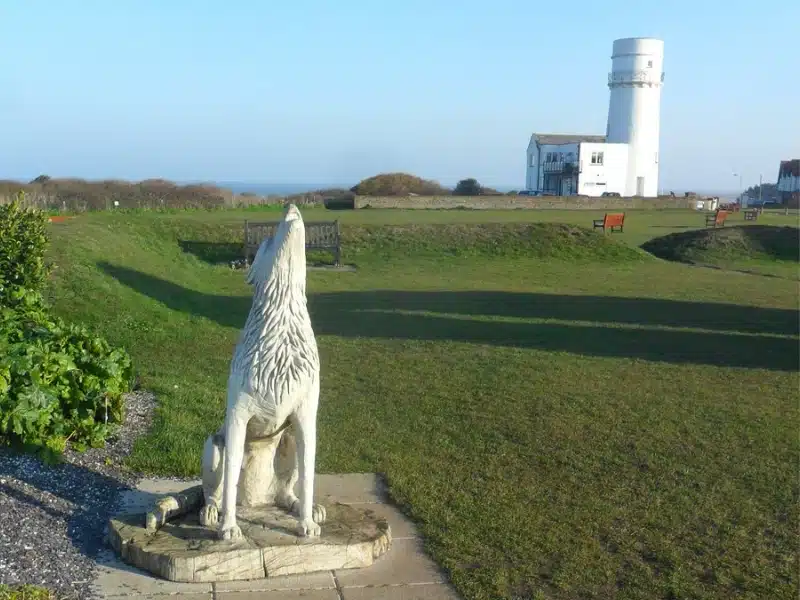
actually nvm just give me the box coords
[92,473,461,599]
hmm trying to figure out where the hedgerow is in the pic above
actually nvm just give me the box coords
[0,193,134,458]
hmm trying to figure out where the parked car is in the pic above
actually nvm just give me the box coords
[601,191,621,197]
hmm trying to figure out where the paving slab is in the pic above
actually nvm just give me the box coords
[104,596,212,600]
[335,539,446,588]
[217,590,340,600]
[314,472,388,504]
[342,583,462,600]
[214,571,336,592]
[93,473,459,599]
[92,548,212,597]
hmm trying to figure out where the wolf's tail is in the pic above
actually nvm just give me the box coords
[145,484,205,532]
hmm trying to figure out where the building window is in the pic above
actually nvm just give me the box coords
[591,151,604,165]
[654,152,659,164]
[530,154,536,167]
[647,60,653,68]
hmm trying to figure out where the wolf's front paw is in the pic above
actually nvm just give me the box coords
[218,523,243,541]
[312,503,327,525]
[287,500,326,525]
[199,504,219,527]
[297,517,321,537]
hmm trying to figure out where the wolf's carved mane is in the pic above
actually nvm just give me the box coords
[230,222,319,411]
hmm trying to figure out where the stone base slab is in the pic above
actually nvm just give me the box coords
[109,493,391,583]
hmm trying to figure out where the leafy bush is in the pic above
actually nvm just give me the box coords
[0,293,134,455]
[0,195,134,457]
[453,178,482,196]
[351,172,450,196]
[0,584,54,600]
[0,193,49,306]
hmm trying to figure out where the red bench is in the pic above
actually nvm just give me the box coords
[592,212,625,233]
[705,210,729,228]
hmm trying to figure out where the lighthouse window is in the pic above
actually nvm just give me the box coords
[647,60,653,68]
[591,151,604,165]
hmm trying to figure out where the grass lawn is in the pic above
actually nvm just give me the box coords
[45,208,798,600]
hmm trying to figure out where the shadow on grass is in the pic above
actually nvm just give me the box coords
[98,262,800,371]
[179,240,243,264]
[179,240,337,267]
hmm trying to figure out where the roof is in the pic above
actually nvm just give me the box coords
[778,159,799,178]
[531,133,607,146]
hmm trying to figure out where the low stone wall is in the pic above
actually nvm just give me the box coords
[354,195,694,210]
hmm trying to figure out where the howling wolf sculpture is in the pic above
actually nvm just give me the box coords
[209,203,323,540]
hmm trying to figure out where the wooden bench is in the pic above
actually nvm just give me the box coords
[592,212,625,233]
[244,219,341,266]
[705,210,729,228]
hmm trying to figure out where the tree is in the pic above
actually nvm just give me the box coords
[453,178,483,196]
[351,173,449,196]
[742,182,778,203]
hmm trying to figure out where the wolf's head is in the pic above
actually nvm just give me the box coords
[246,204,306,288]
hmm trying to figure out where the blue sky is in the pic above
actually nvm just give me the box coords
[1,0,797,192]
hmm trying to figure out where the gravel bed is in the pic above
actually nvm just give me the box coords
[0,390,157,599]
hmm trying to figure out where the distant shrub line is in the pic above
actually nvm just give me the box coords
[0,172,511,213]
[0,192,134,459]
[0,177,344,212]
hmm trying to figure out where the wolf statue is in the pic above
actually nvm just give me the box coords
[146,204,326,540]
[211,203,324,540]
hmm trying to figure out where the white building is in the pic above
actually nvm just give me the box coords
[526,37,665,197]
[777,159,799,207]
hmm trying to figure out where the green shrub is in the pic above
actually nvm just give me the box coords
[351,172,450,196]
[0,289,134,456]
[0,585,54,600]
[0,192,50,306]
[0,196,134,458]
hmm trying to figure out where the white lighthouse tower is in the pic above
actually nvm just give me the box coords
[606,37,665,197]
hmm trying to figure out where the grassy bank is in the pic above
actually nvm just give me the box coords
[642,224,800,279]
[45,210,799,600]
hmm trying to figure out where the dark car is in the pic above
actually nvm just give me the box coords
[601,191,621,197]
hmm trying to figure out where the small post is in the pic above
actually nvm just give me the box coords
[334,220,341,267]
[243,220,250,265]
[758,174,762,205]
